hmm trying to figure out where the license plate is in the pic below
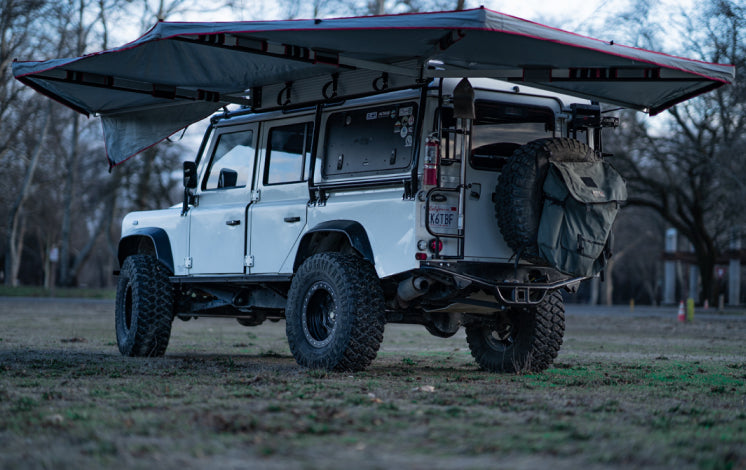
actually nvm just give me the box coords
[429,204,459,230]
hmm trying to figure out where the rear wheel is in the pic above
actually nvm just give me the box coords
[285,253,385,371]
[466,291,564,373]
[115,254,174,357]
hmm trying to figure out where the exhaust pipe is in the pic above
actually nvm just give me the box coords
[397,276,430,306]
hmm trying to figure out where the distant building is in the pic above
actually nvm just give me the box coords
[662,228,744,307]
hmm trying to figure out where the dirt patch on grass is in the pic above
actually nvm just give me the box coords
[1,298,745,470]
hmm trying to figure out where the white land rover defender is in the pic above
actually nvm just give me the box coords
[115,77,626,372]
[13,9,731,373]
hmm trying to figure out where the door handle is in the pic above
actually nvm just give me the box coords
[284,216,301,223]
[469,182,482,200]
[226,220,241,226]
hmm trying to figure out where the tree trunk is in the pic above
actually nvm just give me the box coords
[698,255,715,306]
[588,276,599,305]
[43,242,52,289]
[7,216,26,286]
[373,0,384,15]
[58,114,81,287]
[4,104,51,286]
[67,177,118,283]
[604,256,616,305]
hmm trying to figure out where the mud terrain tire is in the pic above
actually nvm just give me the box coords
[115,254,174,357]
[495,138,599,259]
[466,291,565,373]
[286,253,385,372]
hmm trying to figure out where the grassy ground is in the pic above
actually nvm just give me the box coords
[0,298,744,469]
[0,285,116,299]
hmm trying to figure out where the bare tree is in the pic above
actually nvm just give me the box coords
[0,1,46,162]
[1,0,245,288]
[134,0,240,28]
[1,0,52,285]
[4,102,51,286]
[606,0,746,304]
[55,0,195,286]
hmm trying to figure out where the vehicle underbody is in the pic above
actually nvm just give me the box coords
[169,260,582,331]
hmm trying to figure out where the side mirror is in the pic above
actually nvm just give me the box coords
[183,161,198,189]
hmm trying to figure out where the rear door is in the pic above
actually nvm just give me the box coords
[248,117,314,274]
[464,101,557,260]
[188,123,257,274]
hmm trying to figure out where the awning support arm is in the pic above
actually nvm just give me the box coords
[28,69,251,108]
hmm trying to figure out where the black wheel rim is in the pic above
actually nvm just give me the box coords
[301,281,337,348]
[482,314,516,352]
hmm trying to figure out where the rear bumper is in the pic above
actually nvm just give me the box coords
[419,260,585,305]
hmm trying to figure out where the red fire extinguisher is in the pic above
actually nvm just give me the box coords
[424,136,440,187]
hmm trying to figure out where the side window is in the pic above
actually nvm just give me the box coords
[203,129,255,190]
[323,102,417,179]
[468,102,555,172]
[265,122,313,185]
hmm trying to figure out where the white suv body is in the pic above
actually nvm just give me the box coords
[115,78,604,372]
[123,79,585,275]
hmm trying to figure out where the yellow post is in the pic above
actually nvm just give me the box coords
[630,298,635,313]
[686,298,695,323]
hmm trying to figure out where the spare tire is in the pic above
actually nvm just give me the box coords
[495,138,599,259]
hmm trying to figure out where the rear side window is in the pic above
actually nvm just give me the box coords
[203,129,255,190]
[323,102,418,179]
[265,122,313,185]
[469,102,555,172]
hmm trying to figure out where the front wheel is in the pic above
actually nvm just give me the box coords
[115,254,174,357]
[285,253,385,372]
[466,291,565,373]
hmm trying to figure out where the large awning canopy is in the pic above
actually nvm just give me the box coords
[12,7,735,166]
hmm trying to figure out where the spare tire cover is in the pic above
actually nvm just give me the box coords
[495,138,599,260]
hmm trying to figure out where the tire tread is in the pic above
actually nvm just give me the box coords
[286,253,385,372]
[466,291,565,373]
[115,254,174,357]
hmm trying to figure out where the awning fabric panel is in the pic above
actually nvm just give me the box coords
[12,8,735,166]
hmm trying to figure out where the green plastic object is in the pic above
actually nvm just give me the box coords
[537,160,627,277]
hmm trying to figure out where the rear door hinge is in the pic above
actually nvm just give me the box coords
[251,189,261,203]
[244,255,254,267]
[184,257,193,269]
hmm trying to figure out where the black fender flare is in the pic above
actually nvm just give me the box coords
[118,227,175,274]
[294,220,375,271]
